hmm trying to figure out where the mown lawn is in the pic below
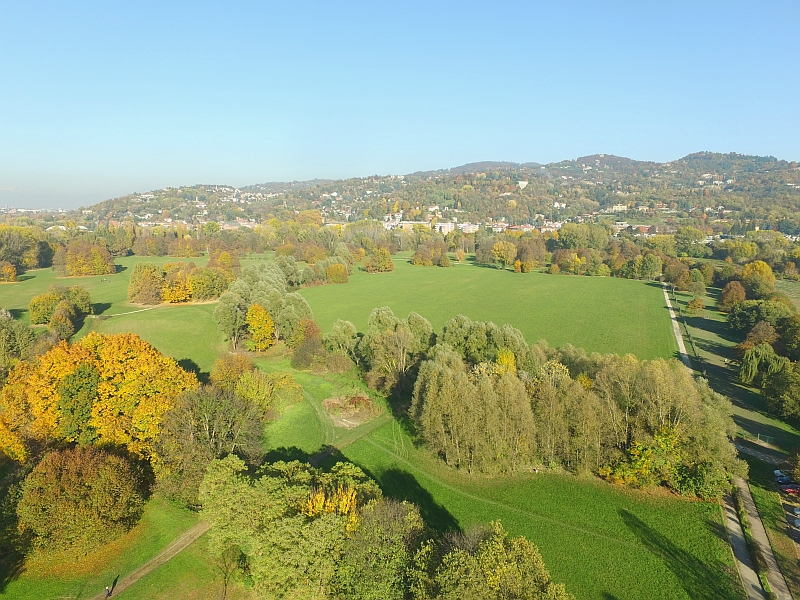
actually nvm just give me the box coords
[300,256,678,360]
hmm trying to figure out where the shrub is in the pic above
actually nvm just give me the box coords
[210,354,254,392]
[0,260,16,282]
[326,262,349,284]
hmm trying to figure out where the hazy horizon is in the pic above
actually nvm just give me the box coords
[2,1,798,209]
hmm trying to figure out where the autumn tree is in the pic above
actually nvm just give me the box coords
[0,332,197,464]
[16,446,146,549]
[210,354,254,391]
[0,261,16,282]
[128,262,164,304]
[742,260,776,299]
[491,241,517,270]
[687,297,705,315]
[365,247,394,273]
[718,281,746,312]
[246,303,275,351]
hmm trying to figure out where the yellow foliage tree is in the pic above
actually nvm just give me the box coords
[246,304,275,351]
[0,333,197,464]
[0,261,16,282]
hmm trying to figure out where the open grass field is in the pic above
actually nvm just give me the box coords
[0,256,744,599]
[300,256,678,360]
[775,279,800,310]
[261,359,743,600]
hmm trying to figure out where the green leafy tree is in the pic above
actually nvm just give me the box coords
[639,254,662,280]
[214,292,248,349]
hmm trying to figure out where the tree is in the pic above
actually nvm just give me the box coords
[61,240,115,276]
[742,260,776,299]
[639,254,662,280]
[365,248,394,273]
[16,447,145,549]
[0,261,16,282]
[675,227,709,257]
[686,297,705,315]
[246,304,275,351]
[0,332,197,464]
[128,262,164,304]
[326,262,348,283]
[156,385,265,505]
[214,292,248,349]
[210,354,254,392]
[410,521,571,600]
[331,500,424,600]
[491,241,517,270]
[324,319,360,364]
[718,281,746,312]
[29,292,60,324]
[0,316,34,383]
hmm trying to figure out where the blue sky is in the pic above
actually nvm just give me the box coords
[1,1,798,208]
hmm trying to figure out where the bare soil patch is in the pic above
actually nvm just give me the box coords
[322,394,381,428]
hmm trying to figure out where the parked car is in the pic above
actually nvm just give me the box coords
[780,484,800,494]
[794,518,800,528]
[775,470,786,477]
[793,507,800,517]
[777,476,795,484]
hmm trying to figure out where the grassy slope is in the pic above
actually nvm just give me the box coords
[300,257,678,360]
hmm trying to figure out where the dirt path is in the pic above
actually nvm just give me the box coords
[89,521,211,599]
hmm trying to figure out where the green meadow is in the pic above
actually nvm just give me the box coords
[301,256,678,360]
[0,254,745,599]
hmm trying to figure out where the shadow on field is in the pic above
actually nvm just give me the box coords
[602,594,622,600]
[92,302,112,316]
[732,413,800,449]
[376,469,459,534]
[685,315,740,344]
[620,510,732,600]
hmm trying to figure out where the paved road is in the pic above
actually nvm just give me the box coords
[662,284,692,369]
[89,521,211,599]
[735,477,793,600]
[723,492,768,600]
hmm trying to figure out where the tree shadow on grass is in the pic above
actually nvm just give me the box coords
[619,509,739,600]
[376,468,459,534]
[91,302,112,316]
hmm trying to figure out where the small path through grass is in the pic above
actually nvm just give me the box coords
[88,522,210,600]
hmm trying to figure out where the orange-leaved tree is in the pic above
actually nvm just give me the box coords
[246,304,275,351]
[0,332,197,464]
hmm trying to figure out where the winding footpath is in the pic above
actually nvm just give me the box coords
[662,285,790,599]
